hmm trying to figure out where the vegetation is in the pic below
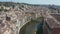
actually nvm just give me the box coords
[4,9,8,12]
[36,17,44,34]
[30,17,43,23]
[19,16,43,34]
[0,9,3,11]
[29,17,43,34]
[0,8,8,12]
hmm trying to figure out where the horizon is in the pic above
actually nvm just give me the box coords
[0,0,60,5]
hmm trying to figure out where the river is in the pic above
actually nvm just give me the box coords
[19,17,44,34]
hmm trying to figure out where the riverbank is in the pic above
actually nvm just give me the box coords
[19,17,43,34]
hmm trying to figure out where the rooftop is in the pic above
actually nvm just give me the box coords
[46,14,60,29]
[50,14,60,22]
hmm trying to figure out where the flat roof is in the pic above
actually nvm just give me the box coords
[46,14,60,29]
[50,14,60,22]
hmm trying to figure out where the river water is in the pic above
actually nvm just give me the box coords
[19,18,44,34]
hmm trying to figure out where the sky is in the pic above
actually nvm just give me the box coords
[0,0,60,5]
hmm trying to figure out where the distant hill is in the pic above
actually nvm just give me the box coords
[0,2,60,10]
